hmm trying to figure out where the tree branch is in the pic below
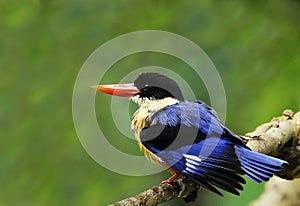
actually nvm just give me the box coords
[109,110,300,206]
[109,177,199,206]
[242,110,300,179]
[249,176,300,206]
[246,110,300,206]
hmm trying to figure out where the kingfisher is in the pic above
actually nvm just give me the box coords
[94,72,287,196]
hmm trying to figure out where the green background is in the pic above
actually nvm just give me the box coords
[1,0,299,205]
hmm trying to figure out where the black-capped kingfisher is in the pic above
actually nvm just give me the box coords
[94,72,287,196]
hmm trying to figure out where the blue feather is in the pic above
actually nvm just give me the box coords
[151,102,226,136]
[140,101,287,196]
[234,145,287,183]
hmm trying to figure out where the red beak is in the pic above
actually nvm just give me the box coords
[92,83,139,97]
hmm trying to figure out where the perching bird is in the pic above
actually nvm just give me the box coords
[94,72,287,196]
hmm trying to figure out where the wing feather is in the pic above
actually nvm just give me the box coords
[139,102,246,196]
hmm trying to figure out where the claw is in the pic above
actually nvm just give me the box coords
[160,173,180,190]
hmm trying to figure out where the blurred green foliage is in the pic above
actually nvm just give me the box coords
[1,0,299,205]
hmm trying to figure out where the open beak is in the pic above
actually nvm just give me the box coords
[92,83,139,97]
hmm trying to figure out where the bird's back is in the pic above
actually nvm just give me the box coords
[135,101,287,196]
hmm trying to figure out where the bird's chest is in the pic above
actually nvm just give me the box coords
[131,108,161,165]
[131,98,179,167]
[131,107,151,135]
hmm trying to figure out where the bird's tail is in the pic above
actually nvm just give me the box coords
[234,145,287,183]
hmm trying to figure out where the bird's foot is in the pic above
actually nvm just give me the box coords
[177,175,201,203]
[160,173,180,190]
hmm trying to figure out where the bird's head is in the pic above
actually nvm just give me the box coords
[94,73,184,104]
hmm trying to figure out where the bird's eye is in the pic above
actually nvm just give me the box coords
[144,84,149,91]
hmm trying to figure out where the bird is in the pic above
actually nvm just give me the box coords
[93,72,287,196]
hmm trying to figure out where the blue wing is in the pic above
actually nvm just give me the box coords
[140,101,286,196]
[149,101,241,139]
